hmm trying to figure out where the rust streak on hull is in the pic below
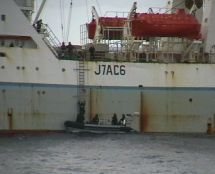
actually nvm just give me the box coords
[7,108,13,130]
[140,92,149,133]
[140,92,144,133]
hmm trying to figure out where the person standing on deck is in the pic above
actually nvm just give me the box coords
[91,114,99,124]
[60,42,66,58]
[111,113,118,125]
[36,19,43,33]
[119,114,126,126]
[89,43,95,60]
[66,42,74,58]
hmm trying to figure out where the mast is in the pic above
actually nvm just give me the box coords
[124,1,137,38]
[33,0,47,25]
[92,6,102,42]
[66,0,73,43]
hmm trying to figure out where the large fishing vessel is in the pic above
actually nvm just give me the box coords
[0,0,215,133]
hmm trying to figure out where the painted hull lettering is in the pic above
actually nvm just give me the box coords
[94,65,126,75]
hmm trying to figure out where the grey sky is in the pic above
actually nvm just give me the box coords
[36,0,166,44]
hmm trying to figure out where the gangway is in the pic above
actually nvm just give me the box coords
[42,24,61,58]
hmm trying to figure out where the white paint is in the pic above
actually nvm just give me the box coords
[202,0,215,53]
[1,0,215,89]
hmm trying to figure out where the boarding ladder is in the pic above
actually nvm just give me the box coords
[76,58,88,122]
[77,58,86,103]
[42,24,61,57]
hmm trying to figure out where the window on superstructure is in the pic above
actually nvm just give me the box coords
[15,40,25,48]
[1,40,5,46]
[0,52,6,57]
[0,39,37,49]
[1,15,6,21]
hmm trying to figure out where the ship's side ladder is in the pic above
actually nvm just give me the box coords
[42,24,61,57]
[76,57,89,123]
[77,58,86,103]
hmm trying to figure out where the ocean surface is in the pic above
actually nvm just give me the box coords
[0,133,215,174]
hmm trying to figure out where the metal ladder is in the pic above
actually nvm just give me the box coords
[42,24,61,57]
[77,58,86,103]
[76,58,88,123]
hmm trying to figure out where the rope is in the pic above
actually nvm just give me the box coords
[66,0,73,43]
[95,0,102,16]
[60,0,65,41]
[85,0,89,22]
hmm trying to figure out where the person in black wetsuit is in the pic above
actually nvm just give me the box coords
[91,114,99,124]
[66,42,74,57]
[111,113,118,125]
[36,19,43,33]
[119,114,126,126]
[89,43,95,60]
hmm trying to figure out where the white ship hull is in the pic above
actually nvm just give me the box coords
[1,61,215,133]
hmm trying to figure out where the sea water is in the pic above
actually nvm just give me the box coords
[0,133,215,174]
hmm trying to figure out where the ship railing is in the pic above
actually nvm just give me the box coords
[93,114,133,126]
[209,46,215,63]
[207,54,214,64]
[57,48,213,64]
[104,11,129,18]
[57,42,212,63]
[84,51,109,61]
[42,24,61,47]
[148,7,178,14]
[38,23,61,57]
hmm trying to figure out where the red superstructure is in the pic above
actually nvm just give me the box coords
[131,9,201,39]
[87,19,96,39]
[87,17,126,40]
[87,9,201,40]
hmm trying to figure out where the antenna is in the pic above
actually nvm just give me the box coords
[66,0,73,43]
[33,0,47,25]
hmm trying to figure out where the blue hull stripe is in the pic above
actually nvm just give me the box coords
[0,82,215,91]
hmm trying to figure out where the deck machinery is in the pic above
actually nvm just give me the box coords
[84,1,206,63]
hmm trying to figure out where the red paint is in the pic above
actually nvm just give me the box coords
[87,20,96,39]
[87,17,126,40]
[140,92,149,133]
[131,9,201,39]
[0,35,32,40]
[87,9,201,40]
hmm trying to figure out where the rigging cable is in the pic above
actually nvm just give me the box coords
[85,0,89,22]
[66,0,73,43]
[60,0,66,41]
[95,0,102,16]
